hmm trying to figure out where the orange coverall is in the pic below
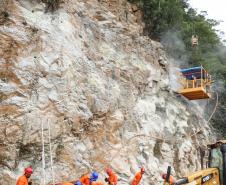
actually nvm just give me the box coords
[131,172,143,185]
[16,175,28,185]
[91,181,104,185]
[80,174,91,185]
[108,172,118,185]
[163,175,175,185]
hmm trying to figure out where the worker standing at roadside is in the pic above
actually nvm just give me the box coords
[16,167,33,185]
[80,172,99,185]
[105,168,118,185]
[79,173,90,185]
[131,167,145,185]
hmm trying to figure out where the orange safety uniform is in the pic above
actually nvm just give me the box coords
[62,183,74,185]
[91,182,104,185]
[168,176,175,185]
[131,172,143,185]
[16,175,28,185]
[80,174,91,185]
[163,175,175,185]
[108,172,118,185]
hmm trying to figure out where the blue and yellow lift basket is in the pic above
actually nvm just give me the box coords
[179,66,212,100]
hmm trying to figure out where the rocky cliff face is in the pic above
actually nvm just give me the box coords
[0,0,213,185]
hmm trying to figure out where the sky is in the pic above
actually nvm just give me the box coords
[189,0,226,41]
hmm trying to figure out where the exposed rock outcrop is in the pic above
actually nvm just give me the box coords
[0,0,213,185]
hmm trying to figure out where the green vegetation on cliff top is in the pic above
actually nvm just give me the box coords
[129,0,226,138]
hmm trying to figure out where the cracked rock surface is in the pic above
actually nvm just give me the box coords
[0,0,214,184]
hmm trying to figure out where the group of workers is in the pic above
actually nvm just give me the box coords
[16,167,175,185]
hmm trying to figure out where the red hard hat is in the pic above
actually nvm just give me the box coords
[24,167,33,174]
[106,168,112,174]
[141,167,145,173]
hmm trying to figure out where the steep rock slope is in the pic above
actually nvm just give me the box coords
[0,0,213,184]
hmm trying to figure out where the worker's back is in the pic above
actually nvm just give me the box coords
[80,174,90,185]
[131,172,142,185]
[16,175,28,185]
[91,181,104,185]
[108,172,118,185]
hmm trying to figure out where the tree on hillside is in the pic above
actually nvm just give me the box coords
[129,0,226,138]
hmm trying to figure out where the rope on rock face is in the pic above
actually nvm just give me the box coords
[190,91,218,138]
[41,118,46,185]
[48,119,55,185]
[207,91,218,124]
